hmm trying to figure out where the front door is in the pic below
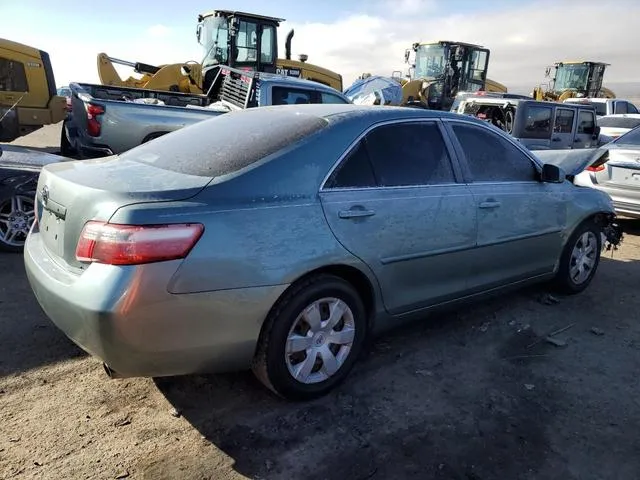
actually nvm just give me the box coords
[320,120,477,315]
[444,120,568,292]
[552,107,576,149]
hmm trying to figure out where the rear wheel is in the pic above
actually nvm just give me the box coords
[0,193,35,253]
[552,220,602,294]
[252,274,367,401]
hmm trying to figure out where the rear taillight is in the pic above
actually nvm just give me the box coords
[586,164,606,172]
[75,221,204,265]
[86,103,104,137]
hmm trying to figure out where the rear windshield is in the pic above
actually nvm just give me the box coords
[598,117,640,129]
[121,108,328,177]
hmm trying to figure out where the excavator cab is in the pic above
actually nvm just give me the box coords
[404,40,491,110]
[197,10,283,93]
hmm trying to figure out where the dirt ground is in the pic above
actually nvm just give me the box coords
[1,127,640,480]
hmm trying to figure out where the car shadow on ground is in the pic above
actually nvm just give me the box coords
[156,241,640,480]
[0,253,85,377]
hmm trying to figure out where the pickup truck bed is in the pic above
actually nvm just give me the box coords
[63,67,351,158]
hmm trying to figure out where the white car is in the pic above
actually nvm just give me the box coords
[597,114,640,140]
[563,97,639,117]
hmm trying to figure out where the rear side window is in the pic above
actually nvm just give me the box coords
[554,109,575,133]
[320,92,349,104]
[577,111,596,135]
[0,57,28,92]
[451,122,538,182]
[522,106,552,139]
[325,141,377,188]
[272,87,313,105]
[364,122,455,186]
[122,108,328,177]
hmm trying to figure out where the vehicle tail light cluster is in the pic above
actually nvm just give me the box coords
[86,103,105,137]
[75,221,204,265]
[586,155,609,173]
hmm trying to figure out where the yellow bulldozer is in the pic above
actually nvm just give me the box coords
[0,38,67,142]
[398,40,508,110]
[532,61,616,102]
[97,10,343,94]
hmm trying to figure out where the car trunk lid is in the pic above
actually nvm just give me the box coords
[599,147,640,189]
[35,156,211,269]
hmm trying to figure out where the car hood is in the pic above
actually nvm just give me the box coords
[533,148,609,177]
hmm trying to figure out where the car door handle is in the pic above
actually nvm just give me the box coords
[479,201,501,209]
[338,208,376,219]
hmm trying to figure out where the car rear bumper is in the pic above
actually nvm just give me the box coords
[23,230,288,378]
[573,172,640,219]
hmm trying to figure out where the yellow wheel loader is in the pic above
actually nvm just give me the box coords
[400,40,507,110]
[0,38,67,142]
[96,10,343,95]
[532,61,615,102]
[196,10,342,93]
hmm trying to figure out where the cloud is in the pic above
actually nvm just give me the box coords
[280,0,640,92]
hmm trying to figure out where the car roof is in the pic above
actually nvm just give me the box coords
[599,113,640,119]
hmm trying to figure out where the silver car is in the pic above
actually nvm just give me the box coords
[574,124,640,219]
[24,104,620,400]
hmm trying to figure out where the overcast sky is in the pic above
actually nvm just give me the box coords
[3,0,640,93]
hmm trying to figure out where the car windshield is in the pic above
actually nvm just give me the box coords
[414,44,446,78]
[121,108,328,177]
[554,64,589,91]
[598,117,640,129]
[199,16,229,68]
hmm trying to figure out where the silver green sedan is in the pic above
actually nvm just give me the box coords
[24,104,621,400]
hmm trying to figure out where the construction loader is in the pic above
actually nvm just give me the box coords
[400,40,508,111]
[97,9,343,95]
[532,61,616,102]
[0,38,67,142]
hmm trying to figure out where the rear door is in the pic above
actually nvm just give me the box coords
[443,119,567,292]
[319,119,477,315]
[574,109,598,148]
[551,107,576,149]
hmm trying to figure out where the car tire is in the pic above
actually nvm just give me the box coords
[552,219,602,295]
[252,274,367,401]
[0,193,35,253]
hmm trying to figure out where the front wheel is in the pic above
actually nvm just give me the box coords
[552,220,602,294]
[252,274,367,401]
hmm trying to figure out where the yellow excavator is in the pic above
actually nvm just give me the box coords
[398,40,508,110]
[0,38,67,142]
[97,10,343,94]
[532,61,616,101]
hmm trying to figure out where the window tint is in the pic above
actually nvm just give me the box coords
[325,141,377,188]
[260,26,275,64]
[523,106,552,139]
[554,108,575,133]
[320,92,349,104]
[365,122,455,186]
[614,101,628,114]
[577,111,596,135]
[0,57,28,92]
[614,125,640,146]
[272,87,313,105]
[451,123,538,182]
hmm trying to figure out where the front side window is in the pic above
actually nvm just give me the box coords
[364,122,455,187]
[554,108,575,134]
[451,123,538,183]
[577,111,596,135]
[0,57,28,92]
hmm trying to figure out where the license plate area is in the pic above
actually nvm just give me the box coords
[40,208,65,257]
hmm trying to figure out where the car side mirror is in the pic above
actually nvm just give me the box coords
[540,163,566,183]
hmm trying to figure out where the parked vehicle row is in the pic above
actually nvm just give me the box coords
[24,105,623,400]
